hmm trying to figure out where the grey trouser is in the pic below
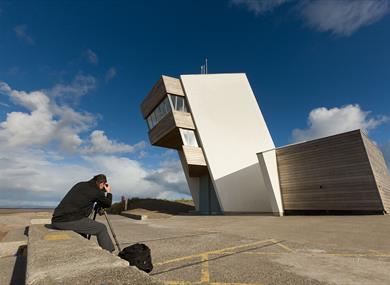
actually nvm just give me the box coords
[52,217,115,252]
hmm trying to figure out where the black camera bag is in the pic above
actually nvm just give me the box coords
[118,243,153,273]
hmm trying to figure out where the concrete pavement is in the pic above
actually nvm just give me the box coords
[2,210,390,284]
[97,214,390,285]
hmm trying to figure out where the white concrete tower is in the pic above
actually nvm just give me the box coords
[140,73,283,215]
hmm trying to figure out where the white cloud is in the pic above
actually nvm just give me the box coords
[105,67,117,82]
[84,156,189,199]
[230,0,389,36]
[0,110,56,147]
[85,49,99,64]
[49,74,96,102]
[230,0,290,15]
[0,149,92,207]
[0,85,58,147]
[0,80,190,207]
[144,159,190,198]
[0,80,145,155]
[292,104,388,142]
[0,149,190,207]
[300,0,389,36]
[0,81,92,151]
[82,130,144,154]
[0,102,9,107]
[14,25,35,45]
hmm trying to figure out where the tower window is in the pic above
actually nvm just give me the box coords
[146,96,171,129]
[169,95,188,112]
[180,129,198,147]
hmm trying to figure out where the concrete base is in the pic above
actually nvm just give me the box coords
[121,209,173,220]
[26,224,163,285]
[223,211,284,216]
[121,211,148,220]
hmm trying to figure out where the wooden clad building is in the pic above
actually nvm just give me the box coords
[276,130,390,213]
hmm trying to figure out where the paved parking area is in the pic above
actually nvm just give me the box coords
[98,214,390,285]
[2,211,390,284]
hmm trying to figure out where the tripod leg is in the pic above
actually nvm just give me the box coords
[87,208,98,240]
[103,210,122,252]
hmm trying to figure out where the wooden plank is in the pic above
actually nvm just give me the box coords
[182,146,207,177]
[276,130,384,211]
[141,77,166,118]
[280,183,378,193]
[277,129,362,153]
[173,111,195,130]
[162,75,185,96]
[148,110,195,148]
[149,111,176,145]
[362,133,390,212]
[150,128,182,149]
[278,171,374,183]
[277,140,365,161]
[182,145,207,166]
[140,75,184,118]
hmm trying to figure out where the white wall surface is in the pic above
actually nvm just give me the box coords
[257,150,284,215]
[180,74,276,212]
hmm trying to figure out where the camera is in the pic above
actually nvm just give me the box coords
[94,202,106,215]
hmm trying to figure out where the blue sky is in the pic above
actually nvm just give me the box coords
[0,0,389,207]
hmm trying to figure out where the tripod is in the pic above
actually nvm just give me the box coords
[87,203,122,252]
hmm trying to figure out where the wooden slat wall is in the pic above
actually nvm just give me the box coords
[141,77,166,119]
[276,130,384,211]
[152,129,182,149]
[148,111,195,148]
[182,145,208,177]
[361,133,390,212]
[173,111,195,130]
[183,145,207,166]
[162,75,185,96]
[140,75,184,118]
[149,112,176,145]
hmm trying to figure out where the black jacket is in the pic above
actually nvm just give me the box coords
[52,179,112,223]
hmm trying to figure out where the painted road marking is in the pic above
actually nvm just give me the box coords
[200,254,210,283]
[159,239,390,285]
[156,239,274,266]
[159,239,275,285]
[270,239,293,252]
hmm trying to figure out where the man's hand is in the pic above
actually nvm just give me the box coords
[104,183,111,193]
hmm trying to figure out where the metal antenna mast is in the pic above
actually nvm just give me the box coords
[200,58,208,74]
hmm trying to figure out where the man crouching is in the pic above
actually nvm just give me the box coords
[51,174,115,252]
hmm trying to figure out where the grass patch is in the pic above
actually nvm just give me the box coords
[107,198,194,215]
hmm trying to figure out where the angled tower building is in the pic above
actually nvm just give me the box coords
[141,74,282,215]
[141,73,390,215]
